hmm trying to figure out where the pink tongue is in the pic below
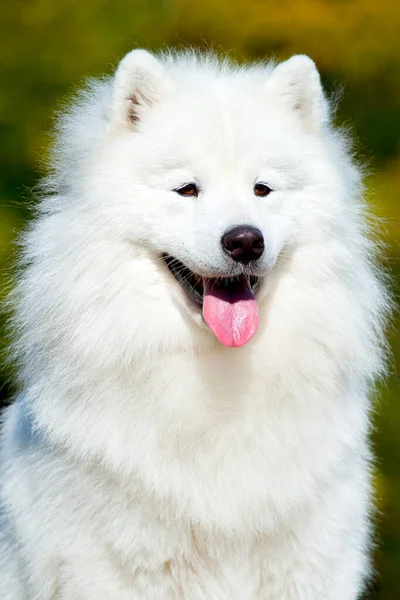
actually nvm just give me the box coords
[202,278,259,347]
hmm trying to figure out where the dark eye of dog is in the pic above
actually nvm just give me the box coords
[254,183,272,197]
[175,183,199,197]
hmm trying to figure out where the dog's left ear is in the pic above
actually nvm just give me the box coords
[266,55,329,131]
[111,49,172,128]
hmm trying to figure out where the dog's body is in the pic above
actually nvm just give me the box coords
[0,51,388,599]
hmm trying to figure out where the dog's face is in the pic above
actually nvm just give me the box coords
[93,51,342,348]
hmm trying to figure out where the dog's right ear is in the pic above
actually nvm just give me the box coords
[111,50,171,128]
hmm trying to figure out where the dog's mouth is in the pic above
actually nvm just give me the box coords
[163,254,261,348]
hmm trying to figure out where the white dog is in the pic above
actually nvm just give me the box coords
[0,50,388,599]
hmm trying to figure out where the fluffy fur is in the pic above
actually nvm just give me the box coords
[0,50,389,599]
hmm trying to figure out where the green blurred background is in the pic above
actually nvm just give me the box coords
[0,1,398,597]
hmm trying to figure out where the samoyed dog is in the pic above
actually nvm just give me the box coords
[0,50,388,599]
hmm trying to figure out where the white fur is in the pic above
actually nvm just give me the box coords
[0,50,389,599]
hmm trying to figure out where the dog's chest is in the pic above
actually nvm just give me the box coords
[112,536,265,600]
[165,552,260,600]
[96,498,267,600]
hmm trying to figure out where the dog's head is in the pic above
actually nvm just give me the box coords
[44,51,358,355]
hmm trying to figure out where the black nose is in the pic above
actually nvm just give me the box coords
[221,226,264,264]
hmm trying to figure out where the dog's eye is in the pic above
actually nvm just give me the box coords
[175,183,199,197]
[254,183,272,197]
